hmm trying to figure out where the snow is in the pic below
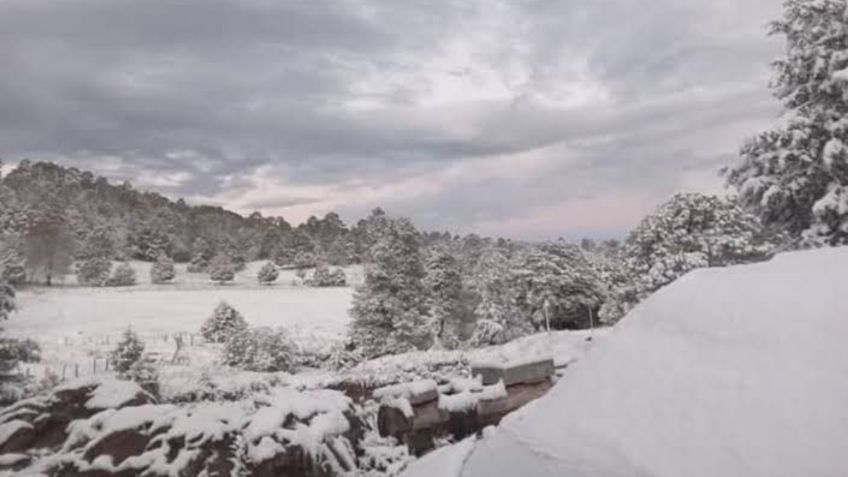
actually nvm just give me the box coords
[83,379,147,410]
[373,379,438,401]
[412,247,848,477]
[400,436,477,477]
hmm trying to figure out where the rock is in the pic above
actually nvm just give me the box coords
[472,358,554,387]
[0,420,35,453]
[82,427,151,465]
[477,380,553,425]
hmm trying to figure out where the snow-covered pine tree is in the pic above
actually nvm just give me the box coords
[0,281,15,321]
[200,301,248,343]
[208,254,235,284]
[150,254,176,284]
[726,0,848,246]
[77,256,112,286]
[110,328,145,373]
[107,262,137,286]
[256,261,279,285]
[601,193,776,324]
[307,262,347,287]
[471,247,530,345]
[423,246,466,349]
[349,217,431,358]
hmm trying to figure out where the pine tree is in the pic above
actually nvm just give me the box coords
[208,254,235,284]
[107,262,137,287]
[349,217,431,358]
[150,254,176,284]
[601,193,776,324]
[471,247,529,345]
[110,328,145,373]
[726,0,848,245]
[256,261,279,284]
[200,301,248,343]
[307,263,346,287]
[423,246,466,349]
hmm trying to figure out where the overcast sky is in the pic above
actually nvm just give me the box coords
[0,0,784,239]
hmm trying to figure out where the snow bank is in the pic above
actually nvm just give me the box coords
[419,247,848,477]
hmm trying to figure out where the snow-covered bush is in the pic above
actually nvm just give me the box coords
[220,327,297,372]
[0,280,15,320]
[186,254,208,273]
[110,328,145,373]
[0,246,26,285]
[208,254,235,284]
[150,254,176,284]
[106,262,137,287]
[468,318,505,347]
[307,263,346,287]
[256,261,279,284]
[76,257,112,286]
[292,250,318,269]
[123,356,160,397]
[200,301,248,343]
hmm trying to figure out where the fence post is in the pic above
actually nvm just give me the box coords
[75,363,79,378]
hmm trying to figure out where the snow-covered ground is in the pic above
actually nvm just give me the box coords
[409,247,848,477]
[3,262,359,389]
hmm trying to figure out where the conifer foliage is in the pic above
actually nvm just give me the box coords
[201,301,248,343]
[220,327,296,372]
[107,262,137,287]
[726,0,848,245]
[110,328,145,374]
[208,254,235,284]
[349,217,431,358]
[423,246,467,349]
[77,257,112,286]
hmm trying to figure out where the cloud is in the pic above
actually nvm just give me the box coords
[0,0,784,239]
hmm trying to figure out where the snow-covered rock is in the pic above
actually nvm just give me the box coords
[409,247,848,477]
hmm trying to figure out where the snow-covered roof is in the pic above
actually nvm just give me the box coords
[407,246,848,477]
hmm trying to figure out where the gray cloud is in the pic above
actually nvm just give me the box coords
[0,0,784,239]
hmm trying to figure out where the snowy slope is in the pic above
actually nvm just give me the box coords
[413,247,848,477]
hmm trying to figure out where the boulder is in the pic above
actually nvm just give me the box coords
[471,358,554,386]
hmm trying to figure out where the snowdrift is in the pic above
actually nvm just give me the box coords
[415,247,848,477]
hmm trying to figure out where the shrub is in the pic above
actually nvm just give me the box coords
[292,251,317,269]
[256,261,279,284]
[200,301,248,343]
[106,262,137,287]
[221,327,297,372]
[208,255,235,284]
[307,263,347,287]
[187,254,208,273]
[77,257,112,286]
[150,255,176,284]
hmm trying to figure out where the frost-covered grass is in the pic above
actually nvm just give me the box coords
[3,262,359,394]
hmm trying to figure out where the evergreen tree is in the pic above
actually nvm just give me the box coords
[349,217,431,358]
[200,301,248,343]
[726,0,848,245]
[600,193,776,324]
[471,247,530,345]
[423,246,466,349]
[208,254,235,284]
[256,261,279,284]
[150,254,176,284]
[107,262,137,287]
[77,256,112,286]
[307,263,346,287]
[21,195,75,285]
[110,328,144,373]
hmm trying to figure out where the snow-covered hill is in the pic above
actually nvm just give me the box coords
[406,247,848,477]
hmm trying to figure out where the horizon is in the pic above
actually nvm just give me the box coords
[0,0,782,240]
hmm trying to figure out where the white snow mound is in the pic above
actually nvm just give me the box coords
[421,247,848,477]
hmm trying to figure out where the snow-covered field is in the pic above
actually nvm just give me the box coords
[3,262,360,390]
